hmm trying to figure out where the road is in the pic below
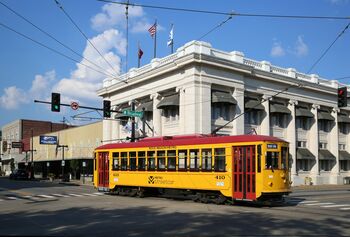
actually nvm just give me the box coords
[0,177,349,236]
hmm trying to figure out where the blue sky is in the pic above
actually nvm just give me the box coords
[0,0,349,128]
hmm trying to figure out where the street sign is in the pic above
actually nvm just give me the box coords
[70,101,79,110]
[40,136,58,145]
[122,110,144,118]
[11,142,23,149]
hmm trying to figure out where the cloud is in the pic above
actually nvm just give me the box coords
[29,70,56,98]
[0,86,28,110]
[91,3,144,32]
[270,41,285,57]
[294,35,308,57]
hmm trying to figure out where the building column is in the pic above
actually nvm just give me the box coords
[310,104,320,181]
[287,100,297,179]
[177,86,186,134]
[151,93,162,136]
[102,119,112,144]
[231,88,245,135]
[181,82,211,135]
[260,95,270,136]
[111,119,120,141]
[330,108,341,184]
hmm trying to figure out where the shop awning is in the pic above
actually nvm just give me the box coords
[212,91,237,105]
[318,111,334,121]
[270,103,291,114]
[295,107,314,118]
[245,98,264,110]
[339,150,350,160]
[338,114,350,123]
[319,149,336,160]
[136,101,153,112]
[157,94,179,109]
[296,148,315,160]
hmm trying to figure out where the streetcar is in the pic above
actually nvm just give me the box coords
[93,134,291,204]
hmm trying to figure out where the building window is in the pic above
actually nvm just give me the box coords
[320,160,332,171]
[318,120,330,132]
[212,104,231,121]
[270,114,285,128]
[339,144,346,150]
[245,110,260,125]
[297,141,307,148]
[339,123,348,134]
[340,161,350,171]
[163,107,179,122]
[296,117,309,130]
[319,143,327,149]
[297,159,312,171]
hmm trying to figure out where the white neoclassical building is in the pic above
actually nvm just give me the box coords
[97,40,350,186]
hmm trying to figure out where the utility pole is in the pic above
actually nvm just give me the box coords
[30,129,36,179]
[131,101,135,142]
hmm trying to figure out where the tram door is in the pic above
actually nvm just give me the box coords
[232,146,256,200]
[98,152,109,188]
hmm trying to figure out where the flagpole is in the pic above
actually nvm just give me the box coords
[154,19,157,58]
[171,23,174,54]
[125,0,129,73]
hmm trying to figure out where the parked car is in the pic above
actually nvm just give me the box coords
[9,169,29,180]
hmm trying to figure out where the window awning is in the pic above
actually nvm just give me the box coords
[157,94,179,109]
[212,91,237,105]
[245,98,264,110]
[136,101,153,112]
[339,150,350,160]
[338,114,350,123]
[319,149,336,160]
[318,111,334,121]
[296,148,315,160]
[270,103,291,114]
[295,107,314,118]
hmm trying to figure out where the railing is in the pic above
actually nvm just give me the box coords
[243,58,263,69]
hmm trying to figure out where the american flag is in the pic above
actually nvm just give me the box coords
[148,22,157,37]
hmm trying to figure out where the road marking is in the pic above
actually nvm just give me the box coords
[306,202,334,206]
[340,207,350,211]
[81,193,98,197]
[93,192,104,195]
[51,194,70,198]
[68,193,83,197]
[321,204,350,208]
[298,200,319,204]
[6,196,18,200]
[36,195,55,199]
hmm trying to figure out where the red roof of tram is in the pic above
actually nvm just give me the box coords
[95,134,286,150]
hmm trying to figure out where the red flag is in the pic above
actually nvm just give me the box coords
[148,23,156,37]
[138,48,143,59]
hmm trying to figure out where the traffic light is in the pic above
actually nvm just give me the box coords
[51,93,60,112]
[103,100,111,118]
[338,87,347,108]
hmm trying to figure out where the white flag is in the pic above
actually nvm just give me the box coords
[167,24,174,46]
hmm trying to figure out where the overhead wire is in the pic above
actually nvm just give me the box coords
[54,0,126,83]
[98,0,350,20]
[0,0,117,80]
[0,21,116,79]
[198,14,233,40]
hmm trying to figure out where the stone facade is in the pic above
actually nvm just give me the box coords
[97,41,350,186]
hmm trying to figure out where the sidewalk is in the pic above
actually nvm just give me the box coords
[40,178,93,186]
[292,184,350,191]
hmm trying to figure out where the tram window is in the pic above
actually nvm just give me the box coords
[112,152,120,170]
[157,151,166,170]
[130,152,137,171]
[257,145,261,173]
[214,148,226,172]
[178,150,187,170]
[167,150,176,171]
[121,152,128,170]
[147,151,156,171]
[202,149,212,171]
[281,147,288,170]
[266,152,279,169]
[138,151,146,171]
[189,149,199,171]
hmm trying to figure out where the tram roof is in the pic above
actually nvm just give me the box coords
[96,134,286,150]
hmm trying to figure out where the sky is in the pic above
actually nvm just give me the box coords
[0,0,349,128]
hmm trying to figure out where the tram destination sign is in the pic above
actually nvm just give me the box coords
[40,135,58,145]
[122,110,144,118]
